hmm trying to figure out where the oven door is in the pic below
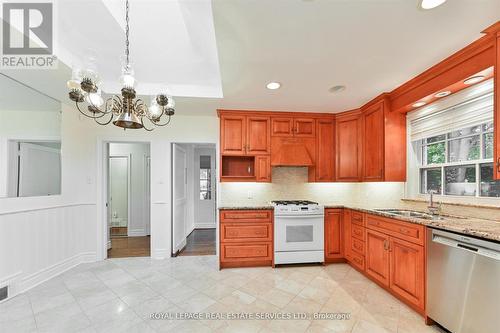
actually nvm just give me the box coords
[274,215,324,252]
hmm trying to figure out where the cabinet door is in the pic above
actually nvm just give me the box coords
[363,102,384,181]
[247,116,271,154]
[316,119,335,182]
[343,209,352,260]
[221,115,246,155]
[294,118,316,137]
[255,155,271,182]
[325,209,343,259]
[389,237,425,310]
[365,229,390,287]
[336,115,362,181]
[271,117,294,137]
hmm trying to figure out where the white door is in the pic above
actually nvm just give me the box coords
[109,156,129,236]
[172,144,188,254]
[195,148,216,228]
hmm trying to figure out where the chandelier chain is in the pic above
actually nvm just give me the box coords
[125,0,130,66]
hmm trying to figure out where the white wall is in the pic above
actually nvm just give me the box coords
[109,143,151,236]
[0,103,219,301]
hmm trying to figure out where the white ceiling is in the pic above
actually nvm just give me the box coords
[1,0,499,115]
[212,0,500,112]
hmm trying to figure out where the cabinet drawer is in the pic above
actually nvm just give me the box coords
[347,252,365,271]
[351,238,365,256]
[352,224,365,241]
[352,211,364,226]
[366,214,424,245]
[220,223,272,242]
[220,210,272,223]
[220,242,272,262]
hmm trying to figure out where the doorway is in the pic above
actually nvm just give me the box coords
[107,142,151,258]
[172,143,216,256]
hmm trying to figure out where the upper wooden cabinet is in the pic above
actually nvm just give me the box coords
[316,119,335,182]
[271,117,315,137]
[363,102,385,181]
[220,114,270,155]
[336,112,362,181]
[221,114,246,155]
[247,116,271,155]
[361,97,406,182]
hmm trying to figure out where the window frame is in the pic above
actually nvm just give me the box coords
[417,122,496,198]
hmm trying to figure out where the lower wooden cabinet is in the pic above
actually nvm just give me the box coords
[365,229,390,287]
[389,237,425,310]
[219,209,273,269]
[325,209,343,261]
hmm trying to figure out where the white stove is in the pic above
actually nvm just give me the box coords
[272,200,325,265]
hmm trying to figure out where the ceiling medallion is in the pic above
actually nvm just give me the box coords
[66,0,175,131]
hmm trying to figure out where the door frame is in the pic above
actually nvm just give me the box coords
[108,155,131,238]
[97,139,152,260]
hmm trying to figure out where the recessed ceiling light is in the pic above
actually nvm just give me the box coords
[412,101,426,108]
[434,91,451,98]
[420,0,447,10]
[463,75,485,85]
[266,82,281,90]
[329,85,346,93]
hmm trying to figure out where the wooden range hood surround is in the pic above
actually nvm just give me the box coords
[270,139,314,167]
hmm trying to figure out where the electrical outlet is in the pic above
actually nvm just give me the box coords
[247,190,253,199]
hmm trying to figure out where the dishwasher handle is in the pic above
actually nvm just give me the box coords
[431,229,500,261]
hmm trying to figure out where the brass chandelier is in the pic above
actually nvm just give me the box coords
[66,0,175,130]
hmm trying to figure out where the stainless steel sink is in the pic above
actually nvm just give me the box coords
[374,209,444,220]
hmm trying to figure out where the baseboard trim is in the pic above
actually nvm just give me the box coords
[194,223,216,229]
[152,248,169,259]
[10,252,97,300]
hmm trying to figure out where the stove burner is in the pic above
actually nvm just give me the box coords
[272,200,318,206]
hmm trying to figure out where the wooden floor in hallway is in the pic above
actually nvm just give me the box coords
[108,236,150,258]
[178,228,216,256]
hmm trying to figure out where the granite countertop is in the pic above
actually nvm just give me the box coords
[219,204,500,242]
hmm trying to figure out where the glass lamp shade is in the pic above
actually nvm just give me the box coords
[85,92,104,107]
[166,96,175,109]
[148,102,162,119]
[120,74,136,89]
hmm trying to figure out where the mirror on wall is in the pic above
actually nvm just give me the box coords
[0,74,62,198]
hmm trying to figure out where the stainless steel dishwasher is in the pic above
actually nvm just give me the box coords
[427,228,500,333]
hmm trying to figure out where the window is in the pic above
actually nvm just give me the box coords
[417,121,500,198]
[199,155,212,200]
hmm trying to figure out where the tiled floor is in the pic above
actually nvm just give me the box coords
[178,229,216,256]
[0,256,445,333]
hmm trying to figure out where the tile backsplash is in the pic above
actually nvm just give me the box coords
[219,167,405,208]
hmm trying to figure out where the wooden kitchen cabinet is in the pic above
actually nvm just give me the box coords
[271,116,315,137]
[219,209,274,269]
[220,114,270,155]
[315,118,335,182]
[325,209,343,261]
[365,229,390,287]
[255,155,271,182]
[389,237,425,310]
[362,101,385,181]
[495,29,500,180]
[247,116,271,155]
[336,111,362,181]
[220,114,246,155]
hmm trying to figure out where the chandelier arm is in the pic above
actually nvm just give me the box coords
[140,117,155,131]
[87,98,112,115]
[94,112,115,126]
[150,114,172,127]
[75,101,106,119]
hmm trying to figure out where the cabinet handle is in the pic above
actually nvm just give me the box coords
[497,157,500,173]
[383,240,388,251]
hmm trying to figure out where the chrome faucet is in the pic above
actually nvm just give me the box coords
[427,190,441,215]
